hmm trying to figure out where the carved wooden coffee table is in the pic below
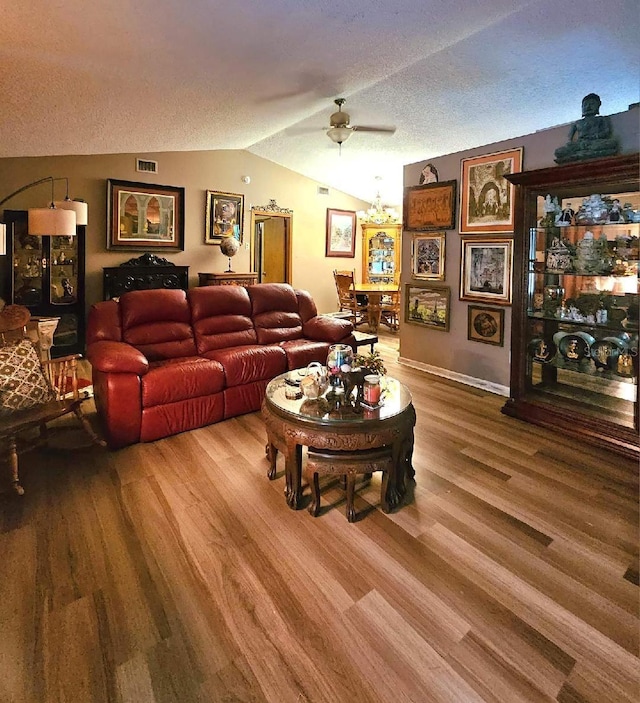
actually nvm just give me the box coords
[262,373,415,513]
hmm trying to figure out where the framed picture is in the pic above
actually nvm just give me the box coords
[403,180,456,231]
[411,232,446,280]
[419,163,439,185]
[205,190,244,244]
[460,237,513,305]
[326,208,356,258]
[405,283,450,332]
[459,147,523,234]
[468,305,505,346]
[107,179,184,251]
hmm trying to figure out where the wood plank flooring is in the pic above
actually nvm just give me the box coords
[1,332,638,703]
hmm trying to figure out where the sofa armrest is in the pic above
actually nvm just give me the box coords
[303,316,353,343]
[86,340,150,375]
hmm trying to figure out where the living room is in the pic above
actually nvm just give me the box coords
[1,1,639,702]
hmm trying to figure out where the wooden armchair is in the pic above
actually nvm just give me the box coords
[0,305,105,496]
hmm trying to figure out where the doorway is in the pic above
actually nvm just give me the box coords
[250,208,293,284]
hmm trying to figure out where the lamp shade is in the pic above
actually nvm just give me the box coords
[54,198,88,226]
[28,207,76,236]
[0,223,6,255]
[327,126,352,144]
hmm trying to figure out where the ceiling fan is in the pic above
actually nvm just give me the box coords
[326,98,396,149]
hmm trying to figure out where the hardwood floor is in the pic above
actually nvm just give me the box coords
[1,332,638,703]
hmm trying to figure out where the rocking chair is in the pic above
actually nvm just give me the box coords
[0,304,105,495]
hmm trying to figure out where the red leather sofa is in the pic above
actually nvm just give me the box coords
[86,283,354,449]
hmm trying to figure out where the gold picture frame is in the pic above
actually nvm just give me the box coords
[459,147,523,234]
[205,190,244,245]
[411,232,446,280]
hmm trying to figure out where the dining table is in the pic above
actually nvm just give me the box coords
[352,282,400,333]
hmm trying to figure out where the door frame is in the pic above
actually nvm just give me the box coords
[250,207,293,284]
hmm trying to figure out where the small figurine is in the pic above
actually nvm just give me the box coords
[607,199,624,223]
[556,203,575,226]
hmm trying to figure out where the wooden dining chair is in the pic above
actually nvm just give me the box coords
[381,287,401,331]
[333,270,369,327]
[0,304,105,495]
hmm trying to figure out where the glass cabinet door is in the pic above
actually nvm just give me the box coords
[12,225,43,307]
[50,235,78,305]
[527,190,638,429]
[362,223,401,284]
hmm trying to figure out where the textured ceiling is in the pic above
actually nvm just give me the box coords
[0,0,638,205]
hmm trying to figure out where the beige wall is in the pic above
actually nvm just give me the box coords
[401,104,639,390]
[0,150,369,317]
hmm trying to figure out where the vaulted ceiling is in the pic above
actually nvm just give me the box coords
[1,0,638,205]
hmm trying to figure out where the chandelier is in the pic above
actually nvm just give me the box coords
[357,191,400,225]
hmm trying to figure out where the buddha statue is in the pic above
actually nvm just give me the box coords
[554,93,619,164]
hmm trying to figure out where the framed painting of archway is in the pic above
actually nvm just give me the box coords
[459,148,523,234]
[107,179,185,251]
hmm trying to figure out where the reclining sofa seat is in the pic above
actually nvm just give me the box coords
[86,283,354,449]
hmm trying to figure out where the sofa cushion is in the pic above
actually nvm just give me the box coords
[248,283,303,344]
[279,339,332,371]
[142,357,225,407]
[120,289,196,360]
[189,286,258,353]
[205,345,286,387]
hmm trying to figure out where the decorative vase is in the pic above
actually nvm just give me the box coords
[326,344,354,389]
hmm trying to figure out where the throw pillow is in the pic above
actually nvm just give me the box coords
[0,338,55,415]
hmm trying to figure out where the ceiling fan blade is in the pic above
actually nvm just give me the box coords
[355,126,396,134]
[352,125,396,135]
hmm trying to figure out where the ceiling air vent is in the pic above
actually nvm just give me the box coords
[136,158,158,174]
[317,186,330,196]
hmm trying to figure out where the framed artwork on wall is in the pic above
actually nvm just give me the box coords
[404,282,450,332]
[410,232,446,280]
[460,237,513,305]
[326,208,356,257]
[205,190,244,244]
[459,147,523,234]
[467,305,505,346]
[107,179,185,251]
[404,180,457,231]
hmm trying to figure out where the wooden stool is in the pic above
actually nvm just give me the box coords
[306,446,394,522]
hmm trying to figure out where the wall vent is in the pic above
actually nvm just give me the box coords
[317,186,330,196]
[136,158,158,174]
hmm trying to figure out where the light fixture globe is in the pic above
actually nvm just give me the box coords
[327,126,353,145]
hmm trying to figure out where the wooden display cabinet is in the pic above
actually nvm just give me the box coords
[503,154,639,459]
[361,223,401,284]
[1,209,85,357]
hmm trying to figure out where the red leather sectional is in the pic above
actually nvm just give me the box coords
[86,283,354,449]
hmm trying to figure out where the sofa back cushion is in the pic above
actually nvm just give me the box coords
[188,286,258,353]
[248,283,303,344]
[120,289,196,361]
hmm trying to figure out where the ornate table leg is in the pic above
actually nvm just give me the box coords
[284,442,303,509]
[345,473,357,522]
[366,293,382,333]
[265,441,278,480]
[307,470,321,517]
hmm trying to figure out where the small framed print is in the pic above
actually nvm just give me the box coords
[460,237,513,305]
[205,190,244,244]
[405,283,450,332]
[459,147,523,234]
[107,179,185,251]
[468,305,505,346]
[411,232,445,280]
[326,208,356,258]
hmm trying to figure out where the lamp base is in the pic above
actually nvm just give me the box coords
[225,257,234,273]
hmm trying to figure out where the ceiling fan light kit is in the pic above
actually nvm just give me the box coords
[325,98,396,149]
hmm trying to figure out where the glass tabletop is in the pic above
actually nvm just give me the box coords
[265,371,412,426]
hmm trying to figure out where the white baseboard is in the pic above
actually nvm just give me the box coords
[397,356,510,397]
